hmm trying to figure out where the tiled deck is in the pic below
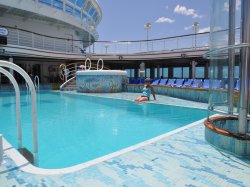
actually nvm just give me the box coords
[0,92,250,187]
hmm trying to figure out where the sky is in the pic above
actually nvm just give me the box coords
[96,0,210,41]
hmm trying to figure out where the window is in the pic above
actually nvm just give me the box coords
[154,68,158,78]
[39,0,51,6]
[88,6,95,16]
[234,66,239,78]
[66,4,74,15]
[183,67,189,78]
[76,0,86,8]
[162,68,168,78]
[174,67,182,78]
[82,13,87,23]
[125,69,131,77]
[131,69,135,77]
[196,67,205,78]
[53,0,63,10]
[75,9,81,19]
[68,0,76,4]
[146,68,150,78]
[222,66,228,78]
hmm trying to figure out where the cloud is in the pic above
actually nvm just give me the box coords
[174,5,202,18]
[184,25,192,30]
[198,27,210,33]
[155,17,175,23]
[224,0,241,12]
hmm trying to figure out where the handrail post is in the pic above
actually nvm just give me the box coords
[0,67,22,149]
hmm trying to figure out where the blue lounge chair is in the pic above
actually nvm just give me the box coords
[129,78,134,84]
[191,79,202,88]
[166,79,176,87]
[175,79,184,87]
[182,79,193,87]
[213,80,222,89]
[158,79,168,86]
[151,79,160,85]
[202,79,209,89]
[139,78,145,84]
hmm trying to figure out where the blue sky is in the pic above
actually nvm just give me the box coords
[96,0,210,41]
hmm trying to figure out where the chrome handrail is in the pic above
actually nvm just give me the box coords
[97,58,104,70]
[0,60,38,165]
[0,67,22,149]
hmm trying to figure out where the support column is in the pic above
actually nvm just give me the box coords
[228,0,236,115]
[169,67,173,78]
[150,67,154,79]
[9,57,14,84]
[157,65,160,78]
[239,0,250,134]
[205,63,209,79]
[191,60,198,79]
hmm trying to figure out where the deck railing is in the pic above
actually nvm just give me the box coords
[2,26,241,55]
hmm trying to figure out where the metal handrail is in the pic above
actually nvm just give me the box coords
[97,58,104,70]
[0,67,22,149]
[0,60,38,165]
[59,58,109,89]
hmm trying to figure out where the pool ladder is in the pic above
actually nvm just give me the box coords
[0,60,39,166]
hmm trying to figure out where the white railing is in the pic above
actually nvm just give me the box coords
[59,58,106,89]
[0,60,38,165]
[0,67,22,149]
[4,26,241,54]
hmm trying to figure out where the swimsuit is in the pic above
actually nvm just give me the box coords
[141,86,151,100]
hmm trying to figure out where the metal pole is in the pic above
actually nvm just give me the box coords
[89,32,91,53]
[0,68,22,149]
[239,0,250,134]
[228,0,236,115]
[147,29,149,51]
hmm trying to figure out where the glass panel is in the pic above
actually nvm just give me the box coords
[183,67,189,78]
[222,66,228,78]
[196,67,204,78]
[82,13,87,23]
[66,4,74,15]
[39,0,51,6]
[234,66,239,78]
[75,9,81,19]
[146,68,150,78]
[89,7,95,16]
[131,69,135,77]
[53,0,63,10]
[163,68,168,78]
[76,0,86,8]
[173,67,182,78]
[154,68,158,78]
[125,69,131,77]
[68,0,75,4]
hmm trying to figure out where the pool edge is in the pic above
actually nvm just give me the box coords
[3,117,207,175]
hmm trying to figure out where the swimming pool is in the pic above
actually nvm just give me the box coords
[0,91,207,169]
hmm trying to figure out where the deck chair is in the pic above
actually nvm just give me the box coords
[166,79,176,87]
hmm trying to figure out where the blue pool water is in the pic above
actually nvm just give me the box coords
[0,92,207,169]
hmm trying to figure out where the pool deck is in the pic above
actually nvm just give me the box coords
[1,92,250,187]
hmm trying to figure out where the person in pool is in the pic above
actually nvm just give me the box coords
[135,78,156,102]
